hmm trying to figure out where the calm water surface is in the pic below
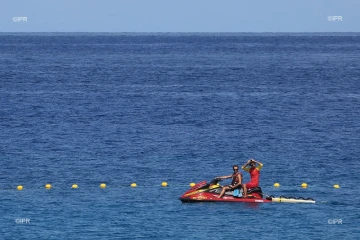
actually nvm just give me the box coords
[0,33,360,239]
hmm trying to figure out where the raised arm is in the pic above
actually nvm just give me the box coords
[252,159,263,170]
[241,159,251,172]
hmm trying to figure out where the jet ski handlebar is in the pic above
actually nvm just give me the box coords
[210,178,223,185]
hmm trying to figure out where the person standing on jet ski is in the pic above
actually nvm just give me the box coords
[242,159,263,198]
[215,165,243,198]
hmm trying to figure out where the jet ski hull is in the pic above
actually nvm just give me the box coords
[179,192,271,203]
[179,179,268,203]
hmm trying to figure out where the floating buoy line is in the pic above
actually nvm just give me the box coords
[0,182,341,191]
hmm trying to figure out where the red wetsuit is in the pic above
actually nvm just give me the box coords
[243,164,262,189]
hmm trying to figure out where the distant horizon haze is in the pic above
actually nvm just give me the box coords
[1,0,359,32]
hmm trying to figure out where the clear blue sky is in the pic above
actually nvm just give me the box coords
[1,0,359,32]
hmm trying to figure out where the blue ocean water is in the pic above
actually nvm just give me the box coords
[0,33,360,239]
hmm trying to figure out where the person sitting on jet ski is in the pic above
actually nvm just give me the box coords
[215,165,243,198]
[242,159,263,198]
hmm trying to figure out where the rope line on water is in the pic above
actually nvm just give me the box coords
[0,182,342,191]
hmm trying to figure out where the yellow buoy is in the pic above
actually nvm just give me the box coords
[72,184,79,189]
[273,183,280,187]
[161,182,168,187]
[301,183,308,188]
[190,182,196,187]
[100,183,106,189]
[334,184,340,189]
[17,185,23,191]
[45,184,52,189]
[130,183,137,187]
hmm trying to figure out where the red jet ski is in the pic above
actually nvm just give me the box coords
[179,178,272,203]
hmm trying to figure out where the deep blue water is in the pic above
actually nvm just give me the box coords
[1,33,360,239]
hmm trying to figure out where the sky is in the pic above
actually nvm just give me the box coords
[1,0,359,32]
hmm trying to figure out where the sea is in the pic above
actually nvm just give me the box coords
[0,33,359,239]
